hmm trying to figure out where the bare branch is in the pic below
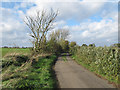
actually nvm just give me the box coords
[24,9,58,52]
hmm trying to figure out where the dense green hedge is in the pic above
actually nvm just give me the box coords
[72,46,120,83]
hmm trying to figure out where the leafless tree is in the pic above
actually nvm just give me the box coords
[49,29,70,52]
[24,9,58,52]
[49,29,69,42]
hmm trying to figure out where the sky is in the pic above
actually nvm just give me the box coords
[0,0,119,47]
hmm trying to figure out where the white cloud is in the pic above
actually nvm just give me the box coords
[53,20,66,29]
[0,7,31,47]
[82,31,90,37]
[67,18,118,46]
[1,1,118,47]
[26,1,105,22]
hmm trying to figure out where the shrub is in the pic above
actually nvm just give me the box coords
[69,42,76,47]
[82,44,87,47]
[73,46,119,83]
[89,43,95,47]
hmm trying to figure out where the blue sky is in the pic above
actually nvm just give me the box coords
[0,0,119,47]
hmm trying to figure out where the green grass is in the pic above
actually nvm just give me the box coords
[0,48,30,57]
[2,54,58,88]
[71,55,119,84]
[62,56,67,62]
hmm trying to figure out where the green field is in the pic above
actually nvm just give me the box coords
[0,48,30,57]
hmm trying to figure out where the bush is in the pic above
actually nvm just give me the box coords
[69,42,77,55]
[69,42,76,47]
[47,40,62,54]
[60,40,69,53]
[72,46,119,83]
[15,55,28,63]
[89,44,95,47]
[82,44,87,47]
[112,43,120,48]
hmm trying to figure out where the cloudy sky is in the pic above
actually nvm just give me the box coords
[0,0,119,47]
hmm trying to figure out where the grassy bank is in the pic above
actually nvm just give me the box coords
[2,54,58,88]
[71,46,119,85]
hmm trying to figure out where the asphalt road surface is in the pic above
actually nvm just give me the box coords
[54,55,115,88]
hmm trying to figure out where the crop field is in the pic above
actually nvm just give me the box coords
[1,48,30,57]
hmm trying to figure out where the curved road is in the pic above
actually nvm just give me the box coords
[54,55,115,88]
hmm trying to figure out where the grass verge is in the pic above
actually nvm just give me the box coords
[71,55,119,87]
[2,54,58,89]
[62,56,67,62]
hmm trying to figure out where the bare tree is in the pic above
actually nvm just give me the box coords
[48,29,69,53]
[49,29,69,43]
[24,9,58,52]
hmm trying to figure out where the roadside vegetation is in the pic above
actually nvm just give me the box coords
[70,43,120,87]
[62,56,67,62]
[2,54,58,88]
[1,9,69,89]
[1,8,120,89]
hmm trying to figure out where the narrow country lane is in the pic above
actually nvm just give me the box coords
[54,54,115,88]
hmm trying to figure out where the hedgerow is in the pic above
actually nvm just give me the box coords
[72,46,120,83]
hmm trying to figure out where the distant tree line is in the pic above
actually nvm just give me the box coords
[2,46,32,48]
